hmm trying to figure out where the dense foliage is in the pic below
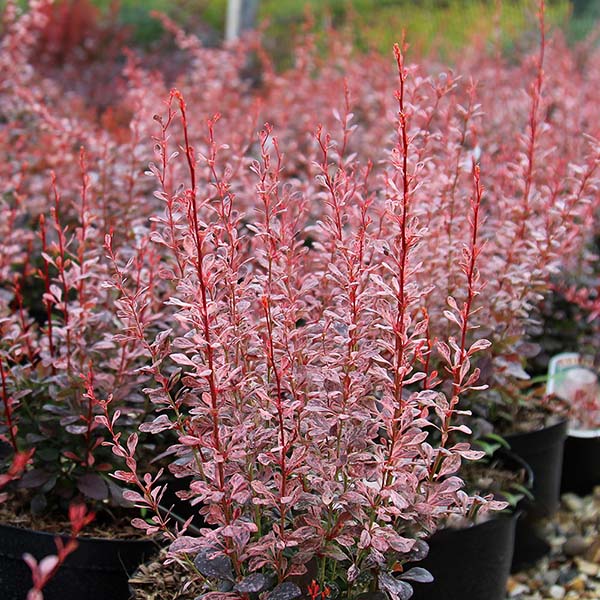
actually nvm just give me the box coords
[0,1,599,598]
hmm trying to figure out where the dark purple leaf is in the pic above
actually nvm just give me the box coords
[18,469,51,489]
[267,582,302,600]
[379,572,413,600]
[194,549,234,581]
[108,480,132,507]
[405,540,429,562]
[37,448,59,462]
[30,493,47,514]
[42,404,69,415]
[399,567,433,584]
[217,580,234,592]
[41,475,57,494]
[234,573,273,594]
[65,425,88,435]
[77,474,109,500]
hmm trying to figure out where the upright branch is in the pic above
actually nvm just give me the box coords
[452,164,486,401]
[201,112,247,389]
[172,90,224,479]
[444,81,478,300]
[170,91,244,575]
[391,39,412,419]
[50,173,73,376]
[518,0,546,237]
[432,164,489,476]
[316,127,344,243]
[315,115,374,486]
[255,123,283,291]
[254,124,299,580]
[150,98,185,279]
[497,0,546,294]
[259,294,290,575]
[378,39,427,495]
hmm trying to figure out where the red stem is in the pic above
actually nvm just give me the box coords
[392,40,411,420]
[431,164,483,478]
[0,359,18,451]
[173,91,234,537]
[50,173,73,376]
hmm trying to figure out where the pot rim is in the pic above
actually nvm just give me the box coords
[0,520,157,546]
[567,427,600,439]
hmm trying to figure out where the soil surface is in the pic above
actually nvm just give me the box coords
[129,549,204,600]
[0,492,145,540]
[462,456,529,498]
[493,397,569,436]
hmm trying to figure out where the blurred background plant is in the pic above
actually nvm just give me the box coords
[6,0,598,64]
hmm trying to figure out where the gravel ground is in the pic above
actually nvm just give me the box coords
[507,487,600,599]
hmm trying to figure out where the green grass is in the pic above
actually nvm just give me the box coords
[257,0,569,56]
[128,1,570,57]
[5,1,584,58]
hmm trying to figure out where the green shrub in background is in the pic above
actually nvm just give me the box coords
[568,0,600,41]
[259,0,570,58]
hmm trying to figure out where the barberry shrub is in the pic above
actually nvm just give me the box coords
[97,39,503,598]
[1,2,599,597]
[0,1,165,514]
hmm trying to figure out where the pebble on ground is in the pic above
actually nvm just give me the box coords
[507,487,600,599]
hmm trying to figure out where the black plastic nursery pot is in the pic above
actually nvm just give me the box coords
[561,429,600,496]
[409,511,519,600]
[408,450,531,600]
[0,522,157,600]
[504,419,568,570]
[504,419,568,521]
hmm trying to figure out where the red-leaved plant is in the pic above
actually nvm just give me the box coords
[1,1,600,596]
[430,2,600,428]
[24,503,94,600]
[95,41,503,599]
[0,4,168,518]
[0,151,162,515]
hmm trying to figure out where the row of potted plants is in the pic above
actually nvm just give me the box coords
[1,1,600,599]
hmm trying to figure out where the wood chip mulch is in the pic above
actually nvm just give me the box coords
[129,550,203,600]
